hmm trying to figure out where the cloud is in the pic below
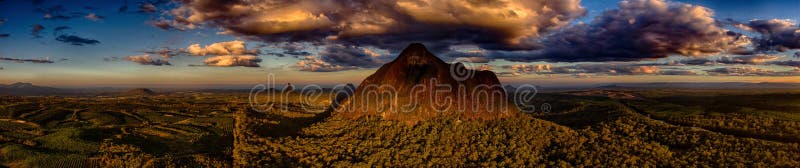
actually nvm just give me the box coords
[31,24,45,38]
[674,58,716,66]
[139,2,157,13]
[0,57,54,64]
[278,43,313,56]
[53,26,70,35]
[717,54,781,65]
[0,34,8,38]
[55,35,100,46]
[36,5,84,20]
[501,63,675,77]
[502,64,552,74]
[85,13,103,21]
[706,66,800,76]
[160,0,586,51]
[296,56,355,72]
[103,56,120,62]
[149,20,183,31]
[142,47,184,59]
[506,0,749,62]
[664,54,781,66]
[732,19,800,51]
[317,44,384,68]
[554,64,662,75]
[769,60,800,67]
[462,57,491,64]
[660,70,699,76]
[124,54,171,66]
[186,40,259,56]
[496,72,520,77]
[202,55,262,67]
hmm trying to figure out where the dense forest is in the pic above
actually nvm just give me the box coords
[2,90,800,167]
[234,90,800,167]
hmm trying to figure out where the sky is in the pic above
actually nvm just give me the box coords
[0,0,798,88]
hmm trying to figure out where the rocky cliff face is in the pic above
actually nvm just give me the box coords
[335,43,514,123]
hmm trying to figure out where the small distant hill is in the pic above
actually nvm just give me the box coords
[122,88,156,96]
[0,82,63,95]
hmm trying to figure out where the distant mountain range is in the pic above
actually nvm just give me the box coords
[0,82,65,95]
[0,83,157,96]
[596,82,800,89]
[2,81,800,96]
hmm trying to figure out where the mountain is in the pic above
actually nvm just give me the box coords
[0,82,64,95]
[334,43,513,124]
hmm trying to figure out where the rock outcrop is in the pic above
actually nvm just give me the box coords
[335,43,514,123]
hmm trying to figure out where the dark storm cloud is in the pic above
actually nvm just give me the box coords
[440,50,492,63]
[732,19,800,51]
[160,0,586,52]
[267,53,286,57]
[285,51,312,56]
[675,58,716,66]
[0,57,54,64]
[769,60,800,67]
[279,43,313,56]
[660,70,699,76]
[55,35,100,46]
[318,44,383,68]
[505,0,749,62]
[31,24,45,38]
[124,55,171,66]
